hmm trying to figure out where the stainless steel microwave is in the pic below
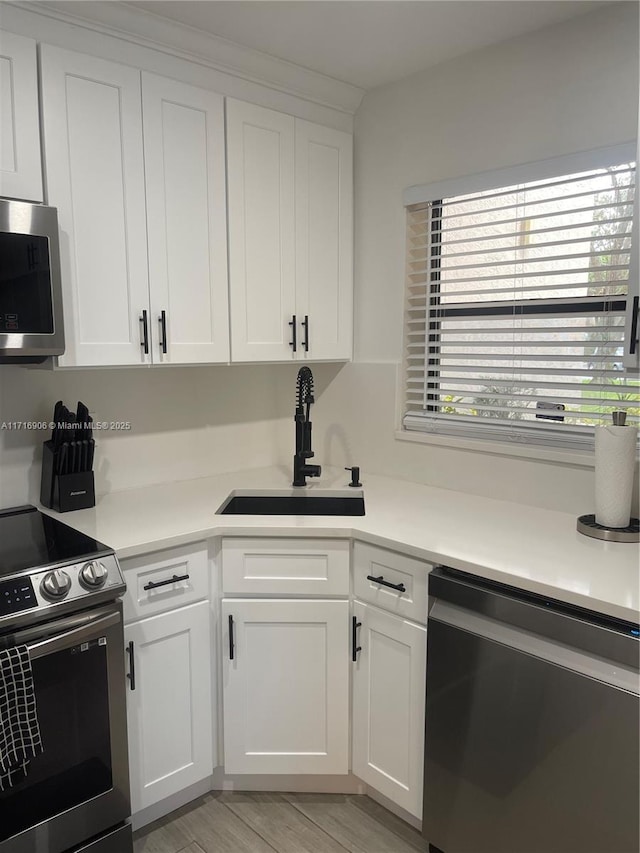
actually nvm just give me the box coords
[0,198,65,363]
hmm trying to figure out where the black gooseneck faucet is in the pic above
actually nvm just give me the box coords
[293,366,322,487]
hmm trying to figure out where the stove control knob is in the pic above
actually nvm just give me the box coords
[41,569,72,601]
[80,560,109,589]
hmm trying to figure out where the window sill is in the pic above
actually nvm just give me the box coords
[394,428,602,468]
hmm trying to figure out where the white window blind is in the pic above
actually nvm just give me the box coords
[403,156,639,449]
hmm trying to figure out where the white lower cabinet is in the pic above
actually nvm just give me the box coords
[352,600,427,819]
[124,600,213,812]
[222,598,349,774]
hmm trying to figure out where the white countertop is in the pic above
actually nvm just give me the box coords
[42,466,640,623]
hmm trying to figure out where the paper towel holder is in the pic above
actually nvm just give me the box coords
[577,514,639,542]
[578,409,639,541]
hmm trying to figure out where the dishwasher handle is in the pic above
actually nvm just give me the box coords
[430,599,640,696]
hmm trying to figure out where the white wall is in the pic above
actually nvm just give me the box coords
[2,4,638,516]
[310,3,640,514]
[0,364,286,507]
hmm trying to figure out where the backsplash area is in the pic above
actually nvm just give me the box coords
[0,363,285,507]
[298,362,640,517]
[1,360,637,517]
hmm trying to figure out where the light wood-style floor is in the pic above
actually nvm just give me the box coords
[133,792,431,853]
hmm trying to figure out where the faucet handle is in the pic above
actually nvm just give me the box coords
[345,466,362,488]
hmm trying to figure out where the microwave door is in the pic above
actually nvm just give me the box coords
[0,199,65,362]
[0,233,54,334]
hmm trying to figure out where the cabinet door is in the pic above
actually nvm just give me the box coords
[0,30,42,201]
[352,601,427,819]
[142,73,229,365]
[295,120,353,361]
[40,46,150,367]
[222,599,348,774]
[125,601,213,813]
[227,99,296,362]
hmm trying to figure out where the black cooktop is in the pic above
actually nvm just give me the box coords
[0,505,110,577]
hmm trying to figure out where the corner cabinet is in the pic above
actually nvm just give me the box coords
[0,30,43,202]
[222,598,349,774]
[220,538,351,775]
[40,47,229,367]
[227,99,353,362]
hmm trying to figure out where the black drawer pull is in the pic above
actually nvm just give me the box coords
[126,640,136,691]
[229,614,235,661]
[143,573,190,591]
[367,574,406,593]
[352,615,362,662]
[301,314,309,352]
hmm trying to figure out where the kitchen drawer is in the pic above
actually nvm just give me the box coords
[122,544,209,623]
[222,538,349,595]
[353,542,430,624]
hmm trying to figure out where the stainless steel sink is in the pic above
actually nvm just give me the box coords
[217,489,365,516]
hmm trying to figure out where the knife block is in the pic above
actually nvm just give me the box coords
[40,441,95,512]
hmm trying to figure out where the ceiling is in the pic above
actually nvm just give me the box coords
[126,0,609,90]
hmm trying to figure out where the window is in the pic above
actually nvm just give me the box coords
[403,146,639,450]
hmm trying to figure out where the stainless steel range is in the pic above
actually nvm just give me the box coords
[0,505,132,853]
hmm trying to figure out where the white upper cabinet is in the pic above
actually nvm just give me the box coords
[227,99,353,363]
[142,73,229,364]
[295,120,353,361]
[40,46,151,367]
[227,99,297,362]
[0,30,43,202]
[38,46,352,368]
[40,50,232,368]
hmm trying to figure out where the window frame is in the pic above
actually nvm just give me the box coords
[400,142,639,455]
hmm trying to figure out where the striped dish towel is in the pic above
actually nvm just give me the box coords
[0,646,43,791]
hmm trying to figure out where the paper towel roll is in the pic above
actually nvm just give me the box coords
[595,425,637,528]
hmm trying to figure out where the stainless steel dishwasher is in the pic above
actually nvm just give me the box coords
[423,567,640,853]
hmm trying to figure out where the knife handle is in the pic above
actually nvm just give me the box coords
[58,443,68,476]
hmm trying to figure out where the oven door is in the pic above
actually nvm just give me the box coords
[0,602,130,853]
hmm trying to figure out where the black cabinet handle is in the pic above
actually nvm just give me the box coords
[367,574,406,593]
[126,640,136,691]
[159,310,167,355]
[289,314,297,352]
[352,615,362,661]
[140,310,149,355]
[301,315,309,352]
[228,614,235,660]
[630,296,639,356]
[143,573,189,591]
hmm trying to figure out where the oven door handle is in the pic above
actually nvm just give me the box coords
[25,610,121,660]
